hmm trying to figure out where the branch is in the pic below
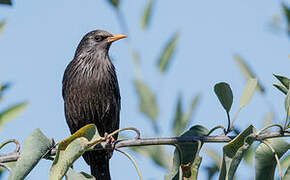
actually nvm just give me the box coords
[0,131,289,164]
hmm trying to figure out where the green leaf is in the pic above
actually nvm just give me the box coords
[141,0,154,29]
[8,129,53,180]
[0,82,11,99]
[282,3,290,35]
[281,155,290,169]
[273,83,288,95]
[273,74,290,89]
[262,111,274,127]
[239,78,257,108]
[134,79,158,129]
[255,139,290,180]
[233,54,264,93]
[204,148,221,167]
[214,82,233,113]
[204,148,221,179]
[130,145,170,169]
[165,125,209,180]
[67,168,95,180]
[107,0,119,8]
[0,20,6,39]
[283,164,290,180]
[0,102,28,130]
[219,125,256,180]
[173,94,200,136]
[49,124,102,180]
[243,145,254,166]
[158,32,179,73]
[204,165,219,180]
[0,0,11,5]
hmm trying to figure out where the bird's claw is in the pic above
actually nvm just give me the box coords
[104,132,115,159]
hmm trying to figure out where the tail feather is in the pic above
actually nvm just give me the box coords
[83,150,111,180]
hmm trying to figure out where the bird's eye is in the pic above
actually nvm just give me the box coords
[94,35,104,42]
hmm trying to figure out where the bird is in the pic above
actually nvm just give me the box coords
[62,30,127,179]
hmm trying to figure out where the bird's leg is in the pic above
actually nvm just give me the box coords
[104,132,115,159]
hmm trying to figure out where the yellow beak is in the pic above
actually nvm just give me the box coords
[107,34,128,43]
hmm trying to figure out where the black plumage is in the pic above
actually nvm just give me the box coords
[62,30,126,179]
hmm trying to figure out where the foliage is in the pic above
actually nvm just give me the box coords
[0,1,289,180]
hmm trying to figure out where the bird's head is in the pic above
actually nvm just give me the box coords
[75,30,127,57]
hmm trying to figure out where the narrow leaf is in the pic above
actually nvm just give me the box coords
[204,148,221,166]
[262,111,274,128]
[281,155,290,169]
[130,145,170,169]
[49,124,101,180]
[158,32,179,73]
[243,145,254,166]
[165,125,209,180]
[0,0,11,5]
[255,139,290,180]
[0,102,28,130]
[173,94,200,136]
[219,125,256,180]
[233,54,264,93]
[0,82,11,99]
[141,0,154,29]
[0,20,6,39]
[204,165,219,180]
[8,129,53,180]
[204,148,221,179]
[273,83,288,95]
[239,78,257,108]
[67,168,95,180]
[214,82,233,113]
[273,74,290,89]
[282,3,290,35]
[107,0,119,8]
[283,164,290,180]
[134,79,158,128]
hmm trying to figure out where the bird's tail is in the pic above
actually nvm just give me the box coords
[83,150,111,180]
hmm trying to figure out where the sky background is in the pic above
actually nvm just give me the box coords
[0,0,289,179]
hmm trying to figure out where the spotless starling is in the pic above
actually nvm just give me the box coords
[62,30,127,179]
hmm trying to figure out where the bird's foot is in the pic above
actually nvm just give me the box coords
[104,132,115,159]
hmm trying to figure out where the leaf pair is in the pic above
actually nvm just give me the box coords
[255,139,290,180]
[165,125,209,180]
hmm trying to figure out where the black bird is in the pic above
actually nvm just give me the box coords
[62,30,127,179]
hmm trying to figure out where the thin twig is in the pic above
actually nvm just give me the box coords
[207,126,226,136]
[108,127,141,140]
[116,148,143,180]
[0,131,289,164]
[226,112,231,133]
[257,124,284,135]
[0,139,20,152]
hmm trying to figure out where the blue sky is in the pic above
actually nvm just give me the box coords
[0,0,289,179]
